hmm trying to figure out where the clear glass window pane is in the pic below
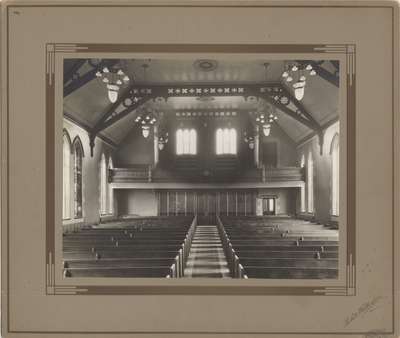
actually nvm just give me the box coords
[177,128,197,155]
[189,129,196,154]
[230,129,237,154]
[176,129,183,155]
[63,135,71,219]
[216,128,237,155]
[216,129,222,154]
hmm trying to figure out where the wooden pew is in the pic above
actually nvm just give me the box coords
[63,216,197,278]
[239,258,338,268]
[65,266,172,278]
[218,216,339,279]
[244,266,338,279]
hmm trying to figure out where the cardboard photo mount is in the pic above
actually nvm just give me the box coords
[1,1,399,337]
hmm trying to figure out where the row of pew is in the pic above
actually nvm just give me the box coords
[218,216,339,279]
[63,216,196,278]
[63,215,339,279]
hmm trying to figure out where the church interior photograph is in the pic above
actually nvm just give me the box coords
[62,58,340,279]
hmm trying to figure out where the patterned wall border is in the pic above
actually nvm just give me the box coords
[45,43,356,297]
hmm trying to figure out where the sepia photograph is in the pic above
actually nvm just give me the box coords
[3,0,399,335]
[62,58,340,279]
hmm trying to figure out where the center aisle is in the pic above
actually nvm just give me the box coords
[184,225,231,278]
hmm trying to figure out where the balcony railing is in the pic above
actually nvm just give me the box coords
[110,166,152,183]
[263,167,304,181]
[110,166,304,184]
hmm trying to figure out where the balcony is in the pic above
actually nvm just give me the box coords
[264,167,304,181]
[110,166,304,185]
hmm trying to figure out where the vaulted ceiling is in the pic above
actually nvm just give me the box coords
[63,58,339,147]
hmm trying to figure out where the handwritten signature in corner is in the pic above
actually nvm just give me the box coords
[364,330,390,338]
[344,296,383,327]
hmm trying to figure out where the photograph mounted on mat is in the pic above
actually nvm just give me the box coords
[3,1,396,336]
[62,57,341,280]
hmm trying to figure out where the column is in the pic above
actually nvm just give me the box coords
[254,125,260,168]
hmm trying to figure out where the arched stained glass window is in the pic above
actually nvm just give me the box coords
[307,151,314,213]
[330,134,340,216]
[108,157,114,214]
[63,131,72,219]
[216,128,237,155]
[73,137,84,219]
[300,154,306,213]
[100,153,107,215]
[176,128,197,155]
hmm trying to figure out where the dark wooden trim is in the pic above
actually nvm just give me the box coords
[63,59,118,97]
[63,114,118,149]
[63,59,86,85]
[280,85,321,130]
[94,95,154,133]
[92,83,137,131]
[309,61,339,87]
[296,117,339,147]
[261,94,317,132]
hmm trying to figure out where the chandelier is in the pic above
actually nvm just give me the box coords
[158,131,169,150]
[96,65,130,103]
[253,110,278,137]
[281,62,317,101]
[135,112,157,138]
[243,131,255,149]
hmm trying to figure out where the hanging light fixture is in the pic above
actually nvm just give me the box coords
[96,64,130,103]
[293,79,306,101]
[252,107,278,137]
[135,111,157,138]
[263,124,272,137]
[142,125,150,138]
[158,132,169,150]
[281,61,317,101]
[244,131,255,149]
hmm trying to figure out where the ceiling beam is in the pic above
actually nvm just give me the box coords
[64,112,118,149]
[330,60,340,73]
[89,83,276,144]
[302,60,339,88]
[279,85,321,131]
[92,83,138,132]
[92,82,321,134]
[261,94,318,132]
[89,96,153,156]
[63,59,118,97]
[87,81,326,155]
[93,95,154,134]
[63,59,87,85]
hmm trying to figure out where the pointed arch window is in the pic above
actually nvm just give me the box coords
[108,157,114,214]
[72,138,84,219]
[176,128,197,155]
[216,128,237,155]
[300,154,306,213]
[100,153,107,215]
[307,151,314,213]
[63,131,72,219]
[330,134,340,216]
